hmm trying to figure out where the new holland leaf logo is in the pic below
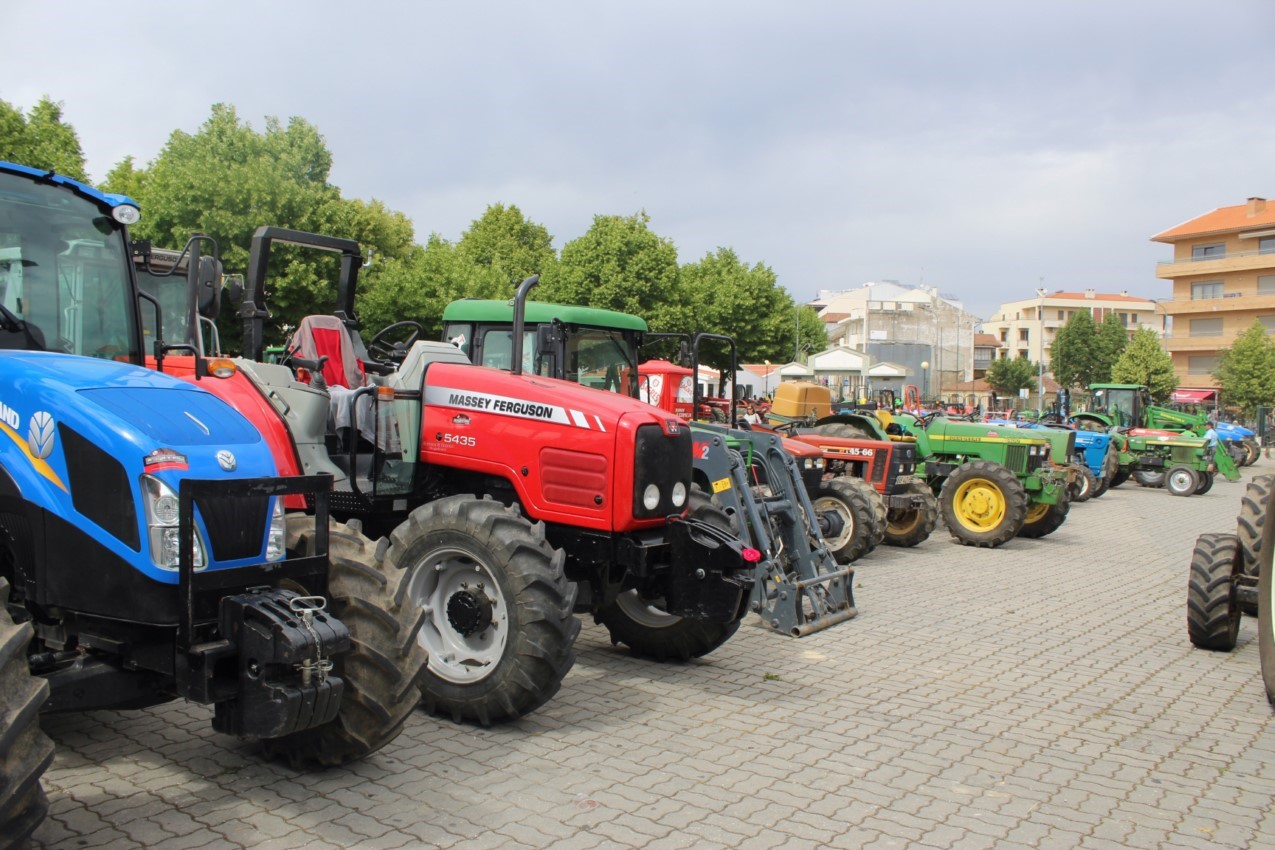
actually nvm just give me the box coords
[27,411,55,460]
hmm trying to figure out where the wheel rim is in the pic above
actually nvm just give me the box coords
[814,494,855,549]
[888,509,921,536]
[1169,469,1195,493]
[1077,473,1090,498]
[1025,502,1049,523]
[951,478,1007,532]
[407,545,509,684]
[614,590,682,629]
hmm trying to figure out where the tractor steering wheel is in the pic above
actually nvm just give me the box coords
[367,320,424,366]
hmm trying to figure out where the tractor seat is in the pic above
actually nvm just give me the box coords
[287,315,367,389]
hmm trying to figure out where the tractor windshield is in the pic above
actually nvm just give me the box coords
[564,327,638,396]
[0,172,138,360]
[1090,387,1140,427]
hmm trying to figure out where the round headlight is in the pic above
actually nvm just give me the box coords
[643,483,661,511]
[112,204,140,225]
[153,494,180,525]
[671,482,687,508]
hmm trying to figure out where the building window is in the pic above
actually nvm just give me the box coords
[1188,355,1220,375]
[1018,328,1029,342]
[1118,312,1129,325]
[1191,281,1224,300]
[1259,275,1275,294]
[1055,310,1064,320]
[1189,317,1223,337]
[1261,316,1275,334]
[1067,310,1075,319]
[1192,243,1225,260]
[1000,330,1008,342]
[1261,237,1275,254]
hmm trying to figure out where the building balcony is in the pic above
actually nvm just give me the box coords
[1156,249,1275,279]
[1159,291,1275,313]
[1161,335,1226,352]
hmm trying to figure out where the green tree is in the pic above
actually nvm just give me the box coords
[544,211,685,332]
[679,248,795,362]
[458,204,556,287]
[0,96,87,180]
[1111,327,1178,401]
[1050,310,1101,390]
[101,155,148,200]
[985,355,1038,396]
[1215,320,1275,417]
[1095,312,1129,381]
[119,104,414,346]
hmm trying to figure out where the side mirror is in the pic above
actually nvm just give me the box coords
[195,256,223,319]
[222,273,245,308]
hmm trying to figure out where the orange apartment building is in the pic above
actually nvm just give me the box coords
[1153,196,1275,386]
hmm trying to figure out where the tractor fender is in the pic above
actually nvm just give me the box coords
[813,413,890,441]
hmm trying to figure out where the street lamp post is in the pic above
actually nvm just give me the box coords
[764,359,771,399]
[1036,286,1047,412]
[920,359,929,406]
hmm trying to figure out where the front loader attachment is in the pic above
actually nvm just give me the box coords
[1215,443,1242,482]
[692,423,856,637]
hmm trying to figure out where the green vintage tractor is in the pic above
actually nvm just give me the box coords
[1073,384,1238,496]
[800,408,1072,548]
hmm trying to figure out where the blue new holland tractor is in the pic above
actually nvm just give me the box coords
[0,162,427,847]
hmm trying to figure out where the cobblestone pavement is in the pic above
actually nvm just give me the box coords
[30,460,1275,849]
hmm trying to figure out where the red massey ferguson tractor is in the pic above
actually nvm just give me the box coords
[138,227,754,725]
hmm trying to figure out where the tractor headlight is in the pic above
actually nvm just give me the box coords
[141,474,205,571]
[643,483,662,512]
[671,482,687,508]
[265,498,286,562]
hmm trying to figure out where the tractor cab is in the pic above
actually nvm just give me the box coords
[1087,384,1151,429]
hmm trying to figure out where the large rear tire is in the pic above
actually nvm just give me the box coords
[883,479,938,548]
[0,576,53,850]
[1258,498,1275,705]
[1187,533,1241,651]
[595,489,744,661]
[1017,488,1071,539]
[813,476,885,563]
[938,461,1028,548]
[263,518,429,767]
[1109,469,1130,488]
[816,422,873,440]
[394,496,579,726]
[1237,475,1273,617]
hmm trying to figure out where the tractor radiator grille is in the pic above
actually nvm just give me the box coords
[870,451,888,484]
[1004,445,1028,474]
[195,495,269,562]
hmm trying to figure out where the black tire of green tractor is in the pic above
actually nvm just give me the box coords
[1165,465,1199,497]
[1257,497,1275,705]
[1186,533,1241,651]
[596,489,744,661]
[262,518,429,767]
[392,496,579,726]
[1237,475,1274,617]
[1017,487,1071,539]
[1133,470,1165,489]
[938,461,1029,548]
[1194,471,1214,495]
[884,479,938,547]
[813,476,884,563]
[0,577,54,850]
[1069,463,1096,503]
[1110,469,1130,488]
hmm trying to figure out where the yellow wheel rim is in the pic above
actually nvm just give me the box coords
[1025,503,1050,523]
[952,477,1007,532]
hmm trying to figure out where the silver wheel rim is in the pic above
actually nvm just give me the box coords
[614,589,681,629]
[1170,470,1195,493]
[407,546,509,684]
[814,494,855,550]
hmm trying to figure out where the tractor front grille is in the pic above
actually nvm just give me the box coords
[195,495,269,562]
[1005,445,1028,474]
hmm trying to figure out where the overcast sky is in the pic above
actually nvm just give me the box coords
[7,1,1272,321]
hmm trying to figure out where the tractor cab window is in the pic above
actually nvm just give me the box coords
[477,328,538,374]
[0,172,137,359]
[1091,387,1140,427]
[564,328,637,395]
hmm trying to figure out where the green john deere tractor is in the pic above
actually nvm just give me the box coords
[803,409,1072,548]
[1073,384,1238,496]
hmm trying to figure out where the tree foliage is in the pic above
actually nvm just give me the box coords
[0,96,87,181]
[543,212,686,333]
[679,248,804,362]
[1111,327,1177,402]
[1050,309,1124,390]
[1215,320,1275,416]
[458,204,556,288]
[985,354,1038,395]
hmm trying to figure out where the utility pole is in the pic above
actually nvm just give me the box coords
[1036,281,1047,412]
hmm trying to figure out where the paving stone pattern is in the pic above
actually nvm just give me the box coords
[30,461,1275,849]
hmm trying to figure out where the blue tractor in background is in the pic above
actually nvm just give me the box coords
[0,162,427,847]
